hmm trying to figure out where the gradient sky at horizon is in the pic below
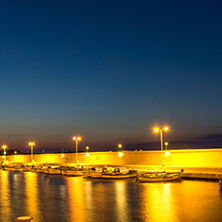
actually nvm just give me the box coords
[0,0,222,152]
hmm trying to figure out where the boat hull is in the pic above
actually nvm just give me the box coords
[66,170,83,176]
[137,173,182,182]
[102,173,137,179]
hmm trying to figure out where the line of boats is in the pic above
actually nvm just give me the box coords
[0,163,184,182]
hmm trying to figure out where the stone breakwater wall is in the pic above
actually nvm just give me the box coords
[4,148,222,168]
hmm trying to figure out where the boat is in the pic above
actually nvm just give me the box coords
[13,164,30,172]
[84,167,107,179]
[60,166,68,176]
[101,167,137,179]
[4,164,15,171]
[66,167,85,176]
[48,166,61,175]
[137,171,182,182]
[43,166,52,174]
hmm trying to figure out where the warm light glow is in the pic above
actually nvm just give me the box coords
[86,146,89,150]
[61,153,65,157]
[118,152,123,157]
[14,151,17,154]
[154,128,159,132]
[3,152,6,155]
[165,151,170,156]
[14,155,17,158]
[86,153,89,157]
[164,127,169,131]
[73,136,81,141]
[29,142,35,146]
[165,142,168,146]
[3,156,5,159]
[1,145,7,149]
[118,144,122,148]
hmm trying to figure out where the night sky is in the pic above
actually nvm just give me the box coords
[0,1,222,153]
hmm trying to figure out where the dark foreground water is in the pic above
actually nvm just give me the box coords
[0,171,222,222]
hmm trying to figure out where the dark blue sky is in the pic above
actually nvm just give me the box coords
[0,1,222,152]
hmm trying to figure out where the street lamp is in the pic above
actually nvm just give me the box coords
[86,146,89,157]
[14,151,17,158]
[165,142,168,150]
[73,136,81,165]
[164,142,170,156]
[29,142,35,163]
[2,145,7,160]
[118,144,123,157]
[61,148,65,158]
[154,127,169,154]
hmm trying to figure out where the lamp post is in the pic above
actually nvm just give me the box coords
[165,142,168,150]
[2,145,7,160]
[118,144,123,157]
[86,146,89,157]
[154,127,169,154]
[14,151,17,159]
[29,142,35,163]
[164,142,170,156]
[61,148,64,158]
[73,137,81,165]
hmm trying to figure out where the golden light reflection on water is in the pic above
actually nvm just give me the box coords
[0,171,222,222]
[140,183,178,222]
[25,172,40,220]
[67,177,86,222]
[0,171,10,219]
[114,181,128,222]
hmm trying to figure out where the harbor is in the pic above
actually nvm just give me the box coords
[0,169,222,222]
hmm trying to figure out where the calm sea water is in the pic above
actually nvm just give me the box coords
[0,170,222,222]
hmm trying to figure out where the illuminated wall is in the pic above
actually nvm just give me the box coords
[3,149,222,168]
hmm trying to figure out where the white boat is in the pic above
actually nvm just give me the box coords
[60,166,68,176]
[43,166,52,174]
[137,172,182,182]
[48,166,61,175]
[66,167,85,176]
[85,167,105,179]
[4,164,15,171]
[13,164,30,172]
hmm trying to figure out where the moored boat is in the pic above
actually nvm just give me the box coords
[66,167,85,176]
[48,166,61,175]
[101,167,137,179]
[137,172,182,182]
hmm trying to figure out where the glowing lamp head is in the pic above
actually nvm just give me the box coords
[164,127,169,131]
[165,142,168,146]
[73,137,81,141]
[2,145,7,149]
[86,146,89,150]
[154,128,159,132]
[29,142,35,146]
[118,144,122,148]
